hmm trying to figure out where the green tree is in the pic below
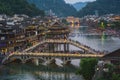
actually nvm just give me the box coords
[97,63,120,80]
[77,58,98,80]
[97,77,107,80]
[112,74,120,80]
[0,0,44,16]
[98,20,108,29]
[111,21,120,30]
[62,19,69,25]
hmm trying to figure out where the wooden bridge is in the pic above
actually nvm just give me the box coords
[2,52,104,65]
[2,39,104,65]
[23,39,98,53]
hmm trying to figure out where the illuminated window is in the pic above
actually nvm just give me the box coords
[1,37,5,40]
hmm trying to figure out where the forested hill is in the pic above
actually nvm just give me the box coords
[77,0,120,17]
[0,0,44,16]
[27,0,77,17]
[73,2,87,11]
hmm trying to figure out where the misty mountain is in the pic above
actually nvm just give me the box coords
[77,0,120,17]
[27,0,77,17]
[73,2,87,11]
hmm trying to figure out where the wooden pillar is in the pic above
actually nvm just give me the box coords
[58,44,62,51]
[67,44,69,52]
[56,43,59,52]
[64,44,66,52]
[53,44,55,53]
[48,44,51,52]
[34,59,39,66]
[52,44,54,53]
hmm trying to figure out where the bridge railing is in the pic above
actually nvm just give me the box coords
[8,52,104,57]
[2,52,104,64]
[68,39,99,53]
[22,39,100,54]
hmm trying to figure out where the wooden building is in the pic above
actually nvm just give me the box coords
[44,21,70,53]
[0,21,25,53]
[103,49,120,73]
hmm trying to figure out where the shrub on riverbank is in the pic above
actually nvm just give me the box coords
[76,58,98,80]
[97,74,120,80]
[97,63,120,80]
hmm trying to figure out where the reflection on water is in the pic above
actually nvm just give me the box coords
[101,32,107,45]
[69,26,120,52]
[0,63,82,80]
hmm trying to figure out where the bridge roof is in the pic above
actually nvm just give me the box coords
[103,49,120,58]
[48,21,67,29]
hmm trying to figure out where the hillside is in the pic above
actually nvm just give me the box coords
[73,2,87,11]
[77,0,120,17]
[0,0,44,16]
[27,0,77,17]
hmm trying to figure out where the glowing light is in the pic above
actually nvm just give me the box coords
[101,22,105,29]
[101,32,106,45]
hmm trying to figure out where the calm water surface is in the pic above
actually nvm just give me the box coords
[0,63,82,80]
[0,26,120,80]
[69,26,120,52]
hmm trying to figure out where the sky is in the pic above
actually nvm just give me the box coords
[65,0,96,4]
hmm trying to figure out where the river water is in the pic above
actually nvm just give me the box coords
[69,26,120,52]
[0,26,120,80]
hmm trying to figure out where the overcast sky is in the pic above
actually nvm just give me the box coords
[65,0,96,4]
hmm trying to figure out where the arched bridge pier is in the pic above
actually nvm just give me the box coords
[2,52,104,66]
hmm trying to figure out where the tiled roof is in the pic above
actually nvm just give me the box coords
[103,49,120,58]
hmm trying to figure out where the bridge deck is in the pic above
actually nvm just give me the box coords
[2,52,104,64]
[10,52,104,58]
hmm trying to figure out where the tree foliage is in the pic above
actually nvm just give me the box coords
[110,21,120,30]
[98,20,108,29]
[97,71,120,80]
[112,74,120,80]
[0,0,44,16]
[97,63,120,80]
[77,58,98,80]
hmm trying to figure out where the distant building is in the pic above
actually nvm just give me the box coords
[103,49,120,65]
[45,9,55,17]
[0,20,26,53]
[112,15,120,21]
[103,49,120,74]
[0,14,7,21]
[66,16,80,28]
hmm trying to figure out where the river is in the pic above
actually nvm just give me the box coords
[69,26,120,52]
[0,26,120,80]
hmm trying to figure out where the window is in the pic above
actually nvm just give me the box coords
[1,37,5,40]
